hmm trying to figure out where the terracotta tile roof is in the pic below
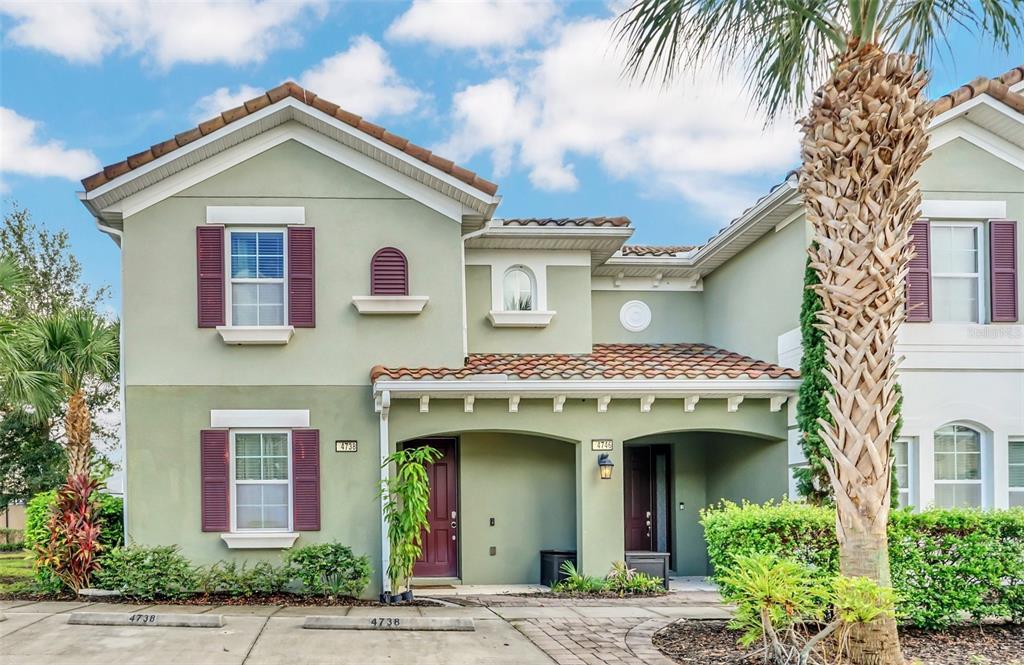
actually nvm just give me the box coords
[620,245,696,257]
[932,65,1024,115]
[81,81,498,196]
[370,343,799,382]
[500,217,631,228]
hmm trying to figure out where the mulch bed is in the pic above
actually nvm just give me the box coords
[653,619,1024,665]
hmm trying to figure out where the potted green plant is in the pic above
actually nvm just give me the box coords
[379,445,440,603]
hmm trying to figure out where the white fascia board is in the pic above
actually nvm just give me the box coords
[929,95,1023,132]
[921,199,1007,220]
[373,378,801,399]
[591,275,702,291]
[465,249,592,267]
[210,409,310,428]
[603,255,695,269]
[207,206,305,225]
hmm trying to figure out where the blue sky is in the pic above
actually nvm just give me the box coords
[1,1,1020,309]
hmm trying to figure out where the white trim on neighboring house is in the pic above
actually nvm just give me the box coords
[921,199,1007,220]
[928,116,1024,172]
[207,206,305,225]
[210,409,310,428]
[217,326,294,345]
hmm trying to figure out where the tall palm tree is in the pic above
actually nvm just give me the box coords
[617,3,1020,664]
[20,309,118,475]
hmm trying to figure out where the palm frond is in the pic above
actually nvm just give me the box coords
[19,308,119,392]
[887,0,1023,66]
[0,255,24,297]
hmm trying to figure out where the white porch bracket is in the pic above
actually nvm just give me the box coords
[597,395,611,413]
[770,396,787,412]
[553,395,566,413]
[640,395,655,413]
[508,395,521,413]
[727,396,744,413]
[684,395,699,412]
[419,395,430,413]
[464,395,475,413]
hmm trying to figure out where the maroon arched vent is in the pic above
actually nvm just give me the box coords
[370,247,409,296]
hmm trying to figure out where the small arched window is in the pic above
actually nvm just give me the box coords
[503,266,535,311]
[934,423,983,508]
[370,247,408,296]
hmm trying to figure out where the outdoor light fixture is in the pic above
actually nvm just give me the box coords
[598,453,614,480]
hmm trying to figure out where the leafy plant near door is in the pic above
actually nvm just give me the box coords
[380,445,441,601]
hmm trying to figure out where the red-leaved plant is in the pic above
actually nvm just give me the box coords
[34,474,104,593]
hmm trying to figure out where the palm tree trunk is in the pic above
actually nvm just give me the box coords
[800,46,932,665]
[65,389,92,476]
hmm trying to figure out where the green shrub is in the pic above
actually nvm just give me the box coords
[552,560,606,593]
[702,500,1024,629]
[604,561,665,595]
[92,546,198,599]
[284,542,371,598]
[197,560,289,597]
[0,528,24,550]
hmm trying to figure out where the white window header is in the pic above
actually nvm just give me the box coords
[207,206,305,225]
[210,409,310,428]
[921,200,1006,220]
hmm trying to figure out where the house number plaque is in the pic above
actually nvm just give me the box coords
[591,439,614,451]
[335,440,358,453]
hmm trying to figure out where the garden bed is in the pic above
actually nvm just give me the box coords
[653,619,1024,665]
[0,589,445,607]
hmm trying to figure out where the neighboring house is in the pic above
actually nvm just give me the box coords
[77,67,1023,595]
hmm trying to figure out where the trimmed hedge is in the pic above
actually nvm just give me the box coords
[702,500,1024,629]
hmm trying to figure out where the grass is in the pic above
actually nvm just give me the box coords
[0,549,36,595]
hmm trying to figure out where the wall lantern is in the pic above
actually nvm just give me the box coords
[598,453,614,480]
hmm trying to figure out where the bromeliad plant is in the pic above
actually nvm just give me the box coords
[33,473,104,593]
[380,445,441,599]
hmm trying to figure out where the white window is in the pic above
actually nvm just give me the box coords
[231,431,291,531]
[893,438,916,509]
[934,424,983,508]
[502,266,536,311]
[229,230,286,326]
[1010,440,1024,508]
[930,223,983,323]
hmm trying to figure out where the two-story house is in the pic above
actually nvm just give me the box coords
[77,66,1023,596]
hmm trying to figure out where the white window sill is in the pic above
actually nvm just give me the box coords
[220,532,300,549]
[216,326,295,345]
[487,310,556,328]
[352,295,429,314]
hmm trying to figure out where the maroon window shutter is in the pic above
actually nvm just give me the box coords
[196,226,225,327]
[292,429,320,531]
[288,227,316,327]
[990,220,1018,322]
[370,247,409,296]
[906,220,932,322]
[200,430,230,532]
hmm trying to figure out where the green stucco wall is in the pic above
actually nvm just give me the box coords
[705,432,788,508]
[121,138,466,387]
[918,137,1024,318]
[591,291,705,344]
[459,433,576,584]
[701,216,808,363]
[466,265,593,353]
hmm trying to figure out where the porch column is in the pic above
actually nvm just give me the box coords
[575,438,624,577]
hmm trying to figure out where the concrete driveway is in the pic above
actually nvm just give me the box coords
[0,601,552,665]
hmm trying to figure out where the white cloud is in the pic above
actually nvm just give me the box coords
[299,36,422,117]
[191,85,264,122]
[436,16,800,218]
[0,108,101,182]
[0,0,324,68]
[386,0,557,50]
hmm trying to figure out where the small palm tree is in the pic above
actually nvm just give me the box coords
[20,309,118,475]
[616,3,1020,663]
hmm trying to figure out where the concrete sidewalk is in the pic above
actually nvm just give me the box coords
[0,599,730,664]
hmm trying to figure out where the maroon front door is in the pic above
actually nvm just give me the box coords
[624,446,653,551]
[410,438,458,577]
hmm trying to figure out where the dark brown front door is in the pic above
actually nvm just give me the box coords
[410,438,458,577]
[624,446,653,551]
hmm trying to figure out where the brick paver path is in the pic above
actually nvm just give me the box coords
[512,616,677,665]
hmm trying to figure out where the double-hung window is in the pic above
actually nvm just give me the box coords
[930,223,982,323]
[1010,440,1024,508]
[229,230,286,326]
[231,431,291,531]
[934,424,983,508]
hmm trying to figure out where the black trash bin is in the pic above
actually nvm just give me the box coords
[540,550,577,587]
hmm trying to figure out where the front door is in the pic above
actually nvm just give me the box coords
[623,445,671,552]
[410,438,458,577]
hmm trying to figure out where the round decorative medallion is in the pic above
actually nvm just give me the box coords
[619,300,652,332]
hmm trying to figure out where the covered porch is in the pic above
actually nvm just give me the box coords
[372,343,799,591]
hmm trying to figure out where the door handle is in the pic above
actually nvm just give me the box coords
[451,521,457,529]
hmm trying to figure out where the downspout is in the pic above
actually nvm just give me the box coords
[95,218,127,541]
[460,224,493,357]
[377,389,392,595]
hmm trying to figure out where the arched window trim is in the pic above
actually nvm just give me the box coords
[370,247,409,296]
[502,265,537,312]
